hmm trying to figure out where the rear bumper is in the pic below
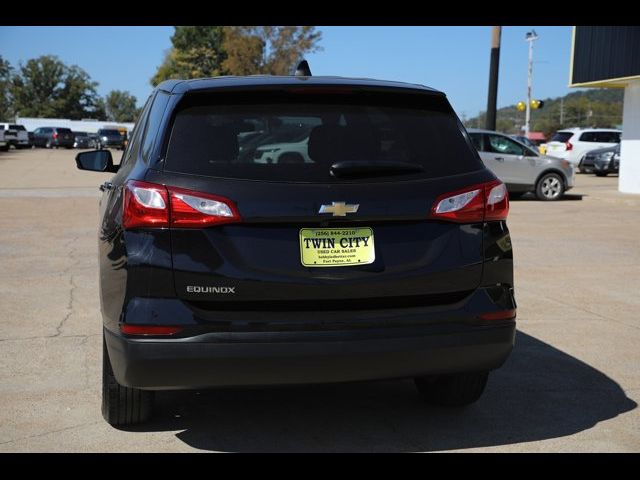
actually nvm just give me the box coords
[105,322,516,390]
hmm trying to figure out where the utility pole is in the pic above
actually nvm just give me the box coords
[524,30,539,137]
[485,26,502,131]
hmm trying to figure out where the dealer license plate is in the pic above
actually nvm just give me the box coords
[299,227,375,267]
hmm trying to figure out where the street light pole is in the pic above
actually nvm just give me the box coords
[524,30,538,137]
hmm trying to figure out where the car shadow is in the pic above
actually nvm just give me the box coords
[123,331,636,452]
[510,193,584,201]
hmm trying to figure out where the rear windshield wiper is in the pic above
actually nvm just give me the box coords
[330,161,425,178]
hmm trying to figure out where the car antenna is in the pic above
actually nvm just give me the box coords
[294,59,312,77]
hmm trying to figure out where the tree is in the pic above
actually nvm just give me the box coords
[151,26,226,85]
[151,26,323,85]
[11,55,103,119]
[221,26,322,76]
[105,90,138,122]
[0,56,13,121]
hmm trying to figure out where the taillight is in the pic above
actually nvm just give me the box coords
[120,324,183,335]
[122,180,241,229]
[566,141,573,151]
[431,179,509,223]
[123,180,170,229]
[168,186,241,227]
[53,132,58,139]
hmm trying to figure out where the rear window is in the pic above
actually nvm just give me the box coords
[550,132,573,143]
[10,125,26,131]
[99,129,121,136]
[56,128,72,134]
[163,91,481,182]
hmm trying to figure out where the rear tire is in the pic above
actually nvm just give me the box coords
[595,172,608,177]
[102,334,154,426]
[415,371,489,407]
[535,172,564,201]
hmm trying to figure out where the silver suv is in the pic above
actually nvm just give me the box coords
[468,129,575,201]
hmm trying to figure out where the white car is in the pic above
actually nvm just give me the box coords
[545,128,621,168]
[253,138,312,164]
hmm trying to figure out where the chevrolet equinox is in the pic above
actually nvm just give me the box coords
[76,73,516,426]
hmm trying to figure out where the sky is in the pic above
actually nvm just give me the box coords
[0,26,576,117]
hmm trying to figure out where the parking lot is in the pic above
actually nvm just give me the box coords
[0,146,639,452]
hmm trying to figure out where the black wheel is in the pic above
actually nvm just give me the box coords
[102,335,154,426]
[415,371,489,407]
[0,144,9,152]
[595,172,608,177]
[535,172,564,201]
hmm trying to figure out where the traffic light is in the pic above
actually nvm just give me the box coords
[516,101,526,112]
[531,99,545,109]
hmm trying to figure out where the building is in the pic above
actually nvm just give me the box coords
[569,26,640,194]
[15,117,135,135]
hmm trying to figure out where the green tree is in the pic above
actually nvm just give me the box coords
[105,90,138,122]
[11,55,103,119]
[151,26,323,85]
[151,26,226,85]
[0,56,13,121]
[222,26,322,75]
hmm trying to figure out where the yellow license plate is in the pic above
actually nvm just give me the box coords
[299,227,375,267]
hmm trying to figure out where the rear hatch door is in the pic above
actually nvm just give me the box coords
[153,88,490,308]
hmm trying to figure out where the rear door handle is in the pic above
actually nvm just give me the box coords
[494,157,505,162]
[99,181,113,192]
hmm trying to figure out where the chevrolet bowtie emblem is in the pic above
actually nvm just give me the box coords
[319,202,359,217]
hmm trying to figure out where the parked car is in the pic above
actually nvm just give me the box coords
[73,131,98,149]
[545,128,621,167]
[580,144,620,176]
[96,128,125,150]
[253,137,313,164]
[75,75,516,426]
[0,123,30,149]
[32,127,75,148]
[0,125,17,151]
[468,129,574,201]
[0,129,9,151]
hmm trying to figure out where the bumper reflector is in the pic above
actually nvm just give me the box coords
[120,325,183,336]
[478,309,517,321]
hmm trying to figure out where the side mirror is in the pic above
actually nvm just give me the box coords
[75,150,117,172]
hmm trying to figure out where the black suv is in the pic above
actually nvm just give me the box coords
[97,128,126,150]
[76,74,516,426]
[32,127,75,148]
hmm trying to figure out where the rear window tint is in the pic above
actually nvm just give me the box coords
[551,132,573,142]
[10,125,26,131]
[56,128,72,133]
[163,91,482,182]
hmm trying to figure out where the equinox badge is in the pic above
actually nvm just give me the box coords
[319,202,359,217]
